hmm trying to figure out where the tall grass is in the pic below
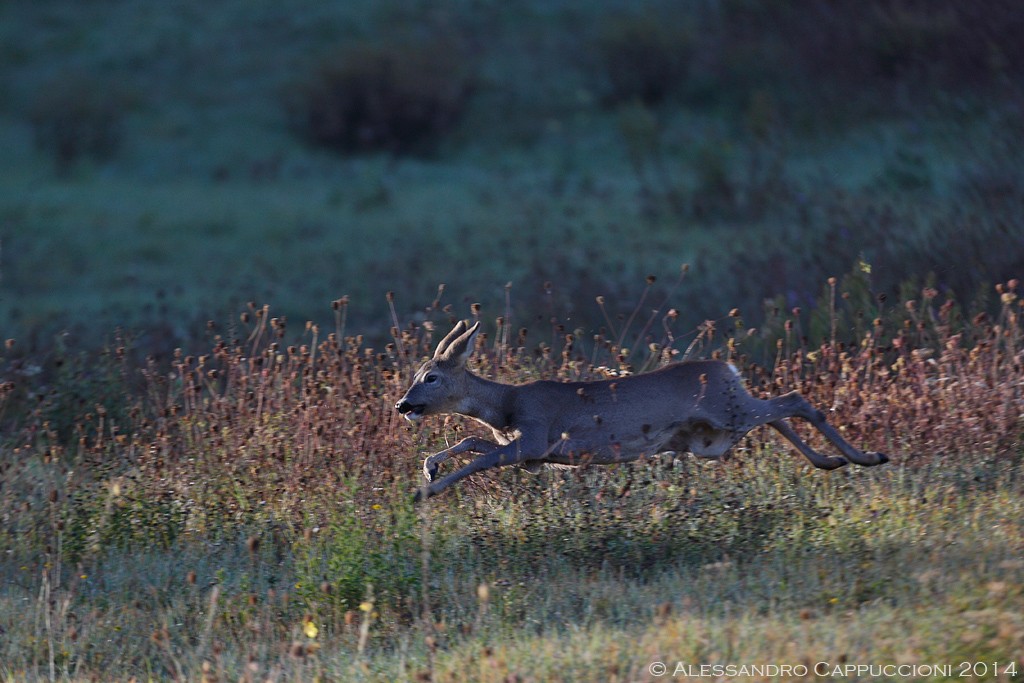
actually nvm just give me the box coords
[1,280,1022,680]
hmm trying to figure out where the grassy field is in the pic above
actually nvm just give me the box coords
[2,0,1024,680]
[2,291,1023,680]
[2,0,1022,349]
[3,454,1023,681]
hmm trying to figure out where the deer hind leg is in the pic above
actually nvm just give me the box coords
[763,391,889,467]
[768,419,847,470]
[423,436,501,482]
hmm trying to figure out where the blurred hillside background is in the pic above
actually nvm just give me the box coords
[1,0,1022,354]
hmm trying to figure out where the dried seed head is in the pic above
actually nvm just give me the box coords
[246,535,260,555]
[186,570,197,585]
[646,274,656,285]
[471,302,481,315]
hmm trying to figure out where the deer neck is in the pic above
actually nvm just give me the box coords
[457,372,517,431]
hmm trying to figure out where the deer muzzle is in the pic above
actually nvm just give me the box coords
[395,399,425,420]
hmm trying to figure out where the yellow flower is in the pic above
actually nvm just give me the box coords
[372,504,382,510]
[303,620,319,639]
[359,601,373,612]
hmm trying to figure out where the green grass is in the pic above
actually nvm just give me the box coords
[1,294,1022,680]
[2,0,1022,350]
[2,110,1012,350]
[1,454,1021,681]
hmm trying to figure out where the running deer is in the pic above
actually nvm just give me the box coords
[396,321,888,501]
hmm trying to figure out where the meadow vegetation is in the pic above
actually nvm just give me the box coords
[1,281,1023,680]
[1,0,1024,680]
[1,0,1022,348]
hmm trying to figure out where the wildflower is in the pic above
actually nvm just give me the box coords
[303,619,319,639]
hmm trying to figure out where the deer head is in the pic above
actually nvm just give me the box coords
[395,320,481,421]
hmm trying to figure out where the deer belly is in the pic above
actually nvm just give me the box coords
[667,423,741,458]
[546,422,683,464]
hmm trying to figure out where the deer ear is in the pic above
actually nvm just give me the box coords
[437,321,480,367]
[433,320,467,359]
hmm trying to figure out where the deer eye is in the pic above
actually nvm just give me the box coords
[425,374,438,384]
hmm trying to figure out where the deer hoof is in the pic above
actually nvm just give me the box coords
[872,452,890,465]
[413,485,432,504]
[423,461,438,482]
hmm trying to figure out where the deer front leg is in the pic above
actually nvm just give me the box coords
[423,436,501,482]
[415,437,541,502]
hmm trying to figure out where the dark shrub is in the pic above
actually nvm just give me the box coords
[594,15,693,106]
[29,70,124,174]
[288,37,476,156]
